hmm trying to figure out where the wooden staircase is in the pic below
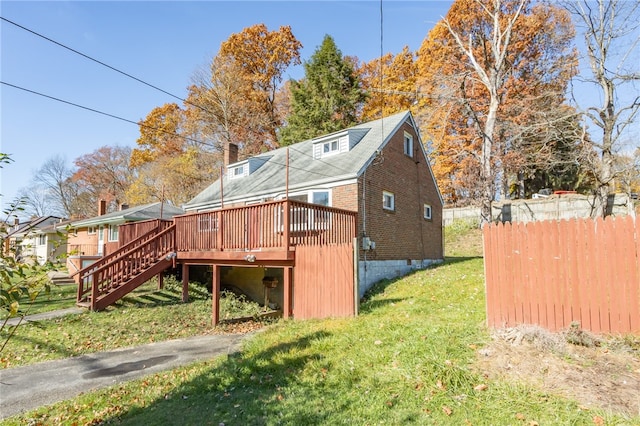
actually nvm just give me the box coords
[76,224,176,311]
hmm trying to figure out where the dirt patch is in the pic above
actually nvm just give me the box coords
[475,325,640,417]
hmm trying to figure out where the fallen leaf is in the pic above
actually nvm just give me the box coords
[593,416,604,425]
[442,406,453,416]
[515,413,525,420]
[474,383,488,391]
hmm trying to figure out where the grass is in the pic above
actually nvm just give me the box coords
[0,278,265,368]
[16,282,78,315]
[3,223,638,425]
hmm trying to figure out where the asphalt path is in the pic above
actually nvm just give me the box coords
[0,333,248,420]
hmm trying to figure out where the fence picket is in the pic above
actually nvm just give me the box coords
[484,216,639,334]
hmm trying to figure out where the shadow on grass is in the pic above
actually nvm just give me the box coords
[443,255,482,266]
[104,329,359,425]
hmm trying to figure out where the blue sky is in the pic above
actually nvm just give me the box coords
[0,0,454,213]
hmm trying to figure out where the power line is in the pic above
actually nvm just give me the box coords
[1,16,185,103]
[1,81,348,180]
[0,15,213,116]
[0,81,205,146]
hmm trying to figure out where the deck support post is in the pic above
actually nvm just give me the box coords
[181,264,189,302]
[212,264,220,326]
[158,271,164,290]
[283,266,292,319]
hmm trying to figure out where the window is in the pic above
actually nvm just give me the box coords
[108,224,119,242]
[404,132,413,157]
[424,204,432,220]
[311,191,330,206]
[230,164,246,179]
[38,235,46,245]
[383,191,395,211]
[87,226,96,235]
[323,140,339,155]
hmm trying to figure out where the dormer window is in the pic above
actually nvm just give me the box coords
[313,134,349,159]
[231,164,246,179]
[227,157,268,180]
[323,140,340,155]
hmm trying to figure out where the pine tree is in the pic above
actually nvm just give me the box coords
[279,35,367,145]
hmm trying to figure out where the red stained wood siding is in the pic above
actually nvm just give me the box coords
[483,216,640,334]
[293,242,356,319]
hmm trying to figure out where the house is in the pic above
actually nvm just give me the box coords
[184,110,444,297]
[75,111,444,322]
[3,216,67,265]
[67,201,185,275]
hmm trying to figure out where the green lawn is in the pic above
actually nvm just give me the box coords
[2,223,638,425]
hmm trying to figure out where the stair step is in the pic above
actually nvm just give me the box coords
[76,301,91,308]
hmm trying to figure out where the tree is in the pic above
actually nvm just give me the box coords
[416,0,579,220]
[128,104,215,206]
[0,154,56,352]
[72,145,133,214]
[358,46,420,121]
[26,155,79,218]
[563,0,640,217]
[217,24,302,152]
[279,35,368,145]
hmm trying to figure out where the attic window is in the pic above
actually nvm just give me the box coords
[404,132,413,157]
[230,164,246,179]
[313,134,349,159]
[323,140,339,155]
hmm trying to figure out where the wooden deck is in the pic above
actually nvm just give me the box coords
[76,200,357,314]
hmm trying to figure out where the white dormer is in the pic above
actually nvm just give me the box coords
[227,157,268,180]
[312,129,368,159]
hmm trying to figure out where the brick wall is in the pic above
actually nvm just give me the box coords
[358,121,443,261]
[332,183,358,211]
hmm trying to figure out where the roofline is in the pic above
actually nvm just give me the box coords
[184,176,358,211]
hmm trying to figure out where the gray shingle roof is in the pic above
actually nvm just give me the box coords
[70,202,185,228]
[184,111,412,211]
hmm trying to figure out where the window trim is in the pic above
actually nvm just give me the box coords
[382,191,395,211]
[87,226,96,235]
[38,234,46,245]
[108,224,119,242]
[404,132,414,157]
[423,203,432,220]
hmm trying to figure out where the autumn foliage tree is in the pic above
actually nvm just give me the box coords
[417,0,580,221]
[128,103,214,206]
[72,145,133,214]
[358,46,419,121]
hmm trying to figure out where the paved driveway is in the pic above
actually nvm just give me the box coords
[0,333,248,419]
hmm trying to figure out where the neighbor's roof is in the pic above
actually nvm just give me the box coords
[184,111,414,211]
[5,216,64,238]
[70,202,185,228]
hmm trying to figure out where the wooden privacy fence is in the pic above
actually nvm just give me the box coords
[483,216,640,334]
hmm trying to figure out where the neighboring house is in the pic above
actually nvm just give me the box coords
[67,201,185,274]
[3,216,66,265]
[184,110,444,296]
[75,111,444,322]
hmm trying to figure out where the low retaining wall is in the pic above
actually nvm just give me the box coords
[443,193,633,225]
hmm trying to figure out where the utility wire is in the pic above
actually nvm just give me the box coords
[1,81,205,146]
[0,16,212,115]
[1,81,350,180]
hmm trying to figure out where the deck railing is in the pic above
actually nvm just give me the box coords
[174,200,356,252]
[76,222,174,303]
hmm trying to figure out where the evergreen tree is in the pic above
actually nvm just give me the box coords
[279,35,367,145]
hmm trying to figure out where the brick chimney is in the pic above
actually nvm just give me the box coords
[224,142,239,167]
[98,199,107,216]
